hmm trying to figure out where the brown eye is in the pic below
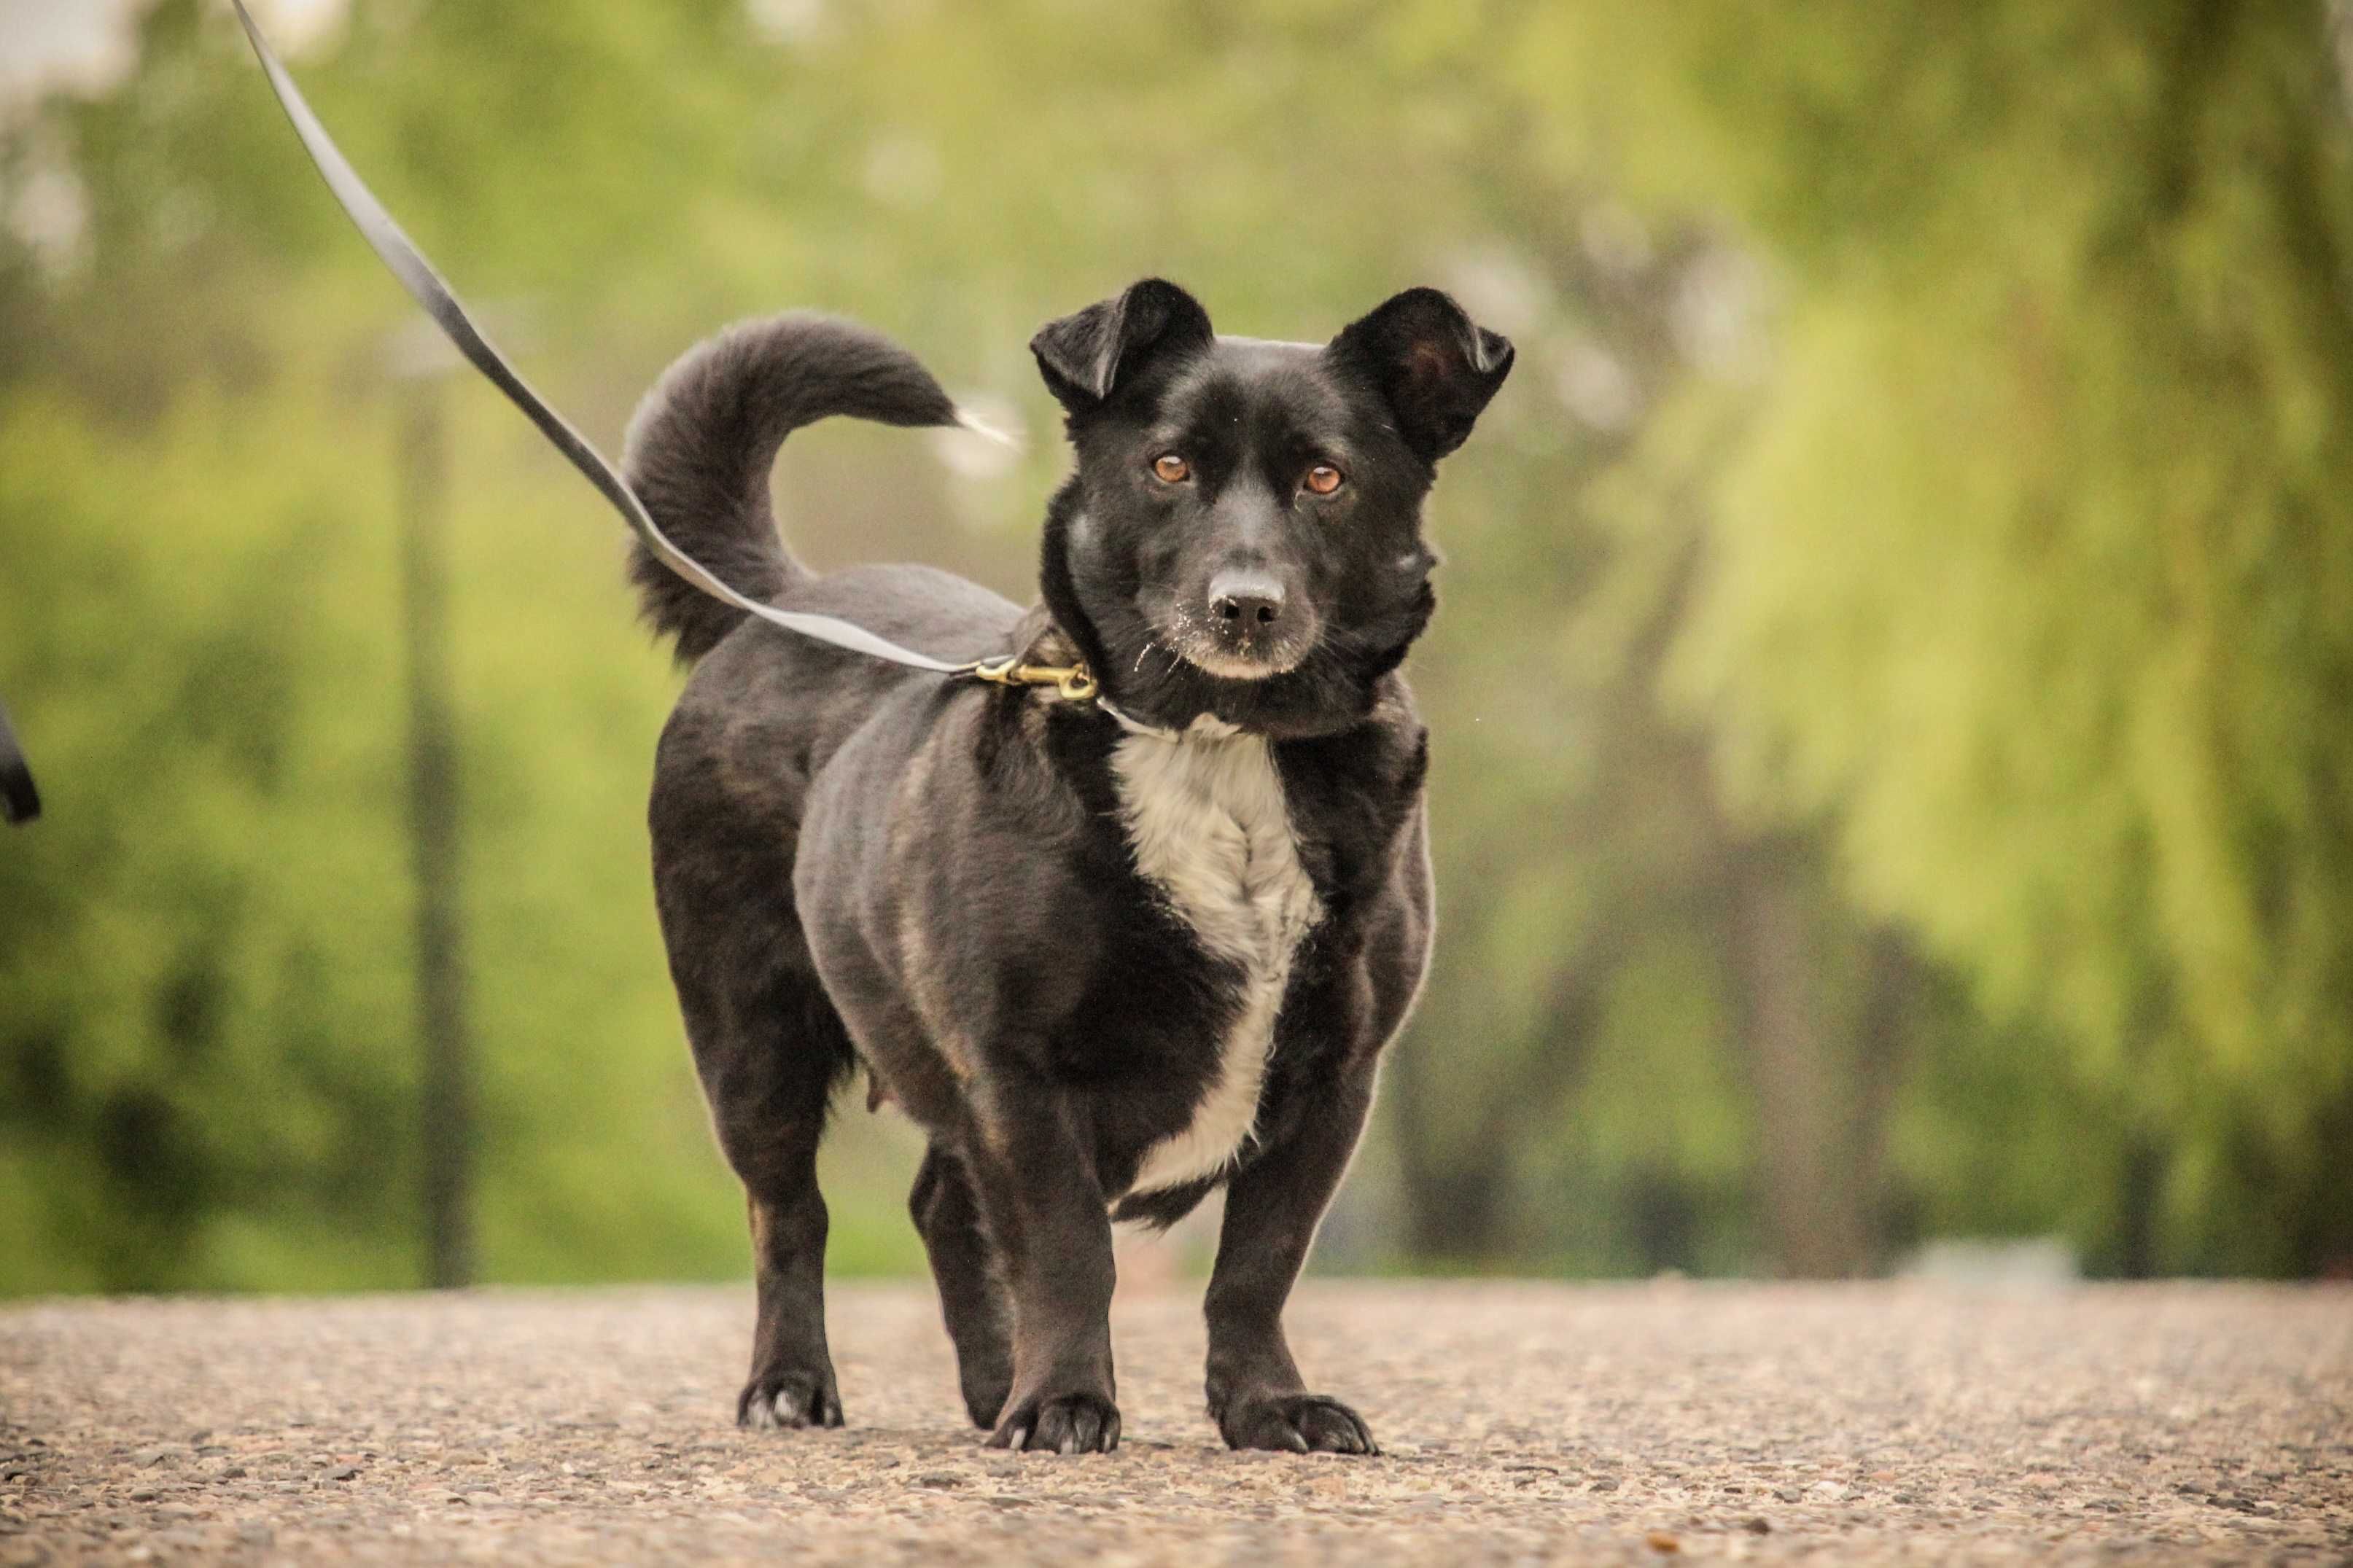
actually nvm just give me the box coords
[1304,464,1345,496]
[1152,453,1191,483]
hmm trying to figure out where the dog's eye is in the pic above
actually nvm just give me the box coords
[1151,454,1191,484]
[1304,464,1345,496]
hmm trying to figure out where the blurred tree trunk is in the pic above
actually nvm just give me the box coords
[399,385,475,1291]
[1851,927,1922,1255]
[2115,1137,2165,1279]
[2286,1082,2353,1279]
[1720,832,1918,1277]
[1724,832,1860,1276]
[1390,895,1617,1264]
[1387,1038,1513,1262]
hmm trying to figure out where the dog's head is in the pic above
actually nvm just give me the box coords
[1031,279,1512,738]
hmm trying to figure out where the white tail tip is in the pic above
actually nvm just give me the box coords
[955,407,1023,450]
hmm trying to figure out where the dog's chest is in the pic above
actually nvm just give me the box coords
[1111,720,1323,1195]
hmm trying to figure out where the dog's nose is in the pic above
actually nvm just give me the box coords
[1208,570,1286,635]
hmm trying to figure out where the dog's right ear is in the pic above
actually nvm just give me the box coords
[1030,278,1213,413]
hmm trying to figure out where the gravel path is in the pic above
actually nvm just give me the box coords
[2,1281,2348,1564]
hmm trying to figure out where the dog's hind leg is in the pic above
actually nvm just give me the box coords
[679,958,853,1430]
[910,1145,1013,1428]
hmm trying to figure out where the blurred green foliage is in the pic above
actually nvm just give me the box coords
[1,0,2346,1292]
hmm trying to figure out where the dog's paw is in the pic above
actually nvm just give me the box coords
[1217,1392,1378,1456]
[987,1390,1121,1454]
[736,1366,844,1431]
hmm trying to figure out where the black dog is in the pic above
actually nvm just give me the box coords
[623,279,1510,1455]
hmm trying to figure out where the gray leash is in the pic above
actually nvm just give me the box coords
[228,0,1053,687]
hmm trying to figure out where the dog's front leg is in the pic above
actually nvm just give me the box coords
[1203,1066,1379,1455]
[965,1069,1120,1454]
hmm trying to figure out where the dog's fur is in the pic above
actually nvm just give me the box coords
[624,281,1510,1454]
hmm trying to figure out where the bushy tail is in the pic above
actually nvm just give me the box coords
[620,313,967,662]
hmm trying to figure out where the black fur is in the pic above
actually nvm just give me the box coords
[0,698,37,825]
[0,695,36,822]
[626,281,1509,1454]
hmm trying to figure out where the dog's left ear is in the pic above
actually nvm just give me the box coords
[1329,287,1514,463]
[1031,278,1215,413]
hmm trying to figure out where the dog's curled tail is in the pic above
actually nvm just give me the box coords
[621,313,990,663]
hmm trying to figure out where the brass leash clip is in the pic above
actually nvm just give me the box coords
[968,658,1100,703]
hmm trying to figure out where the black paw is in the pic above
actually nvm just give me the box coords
[987,1390,1121,1454]
[1218,1392,1377,1456]
[737,1366,843,1430]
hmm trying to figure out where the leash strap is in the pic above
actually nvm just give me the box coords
[0,699,38,825]
[229,0,1034,684]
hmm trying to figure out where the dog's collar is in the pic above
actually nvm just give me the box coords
[968,655,1178,738]
[979,615,1202,740]
[1097,696,1178,738]
[967,656,1098,703]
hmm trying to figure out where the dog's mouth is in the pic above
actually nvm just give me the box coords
[1179,644,1302,680]
[1146,603,1315,682]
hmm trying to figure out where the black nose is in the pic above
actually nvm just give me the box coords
[1208,570,1285,635]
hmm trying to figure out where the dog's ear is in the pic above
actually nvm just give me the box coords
[1031,278,1214,413]
[1328,287,1514,463]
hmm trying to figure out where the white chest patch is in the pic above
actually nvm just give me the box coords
[1113,716,1323,1195]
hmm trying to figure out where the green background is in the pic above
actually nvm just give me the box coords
[3,0,2348,1292]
